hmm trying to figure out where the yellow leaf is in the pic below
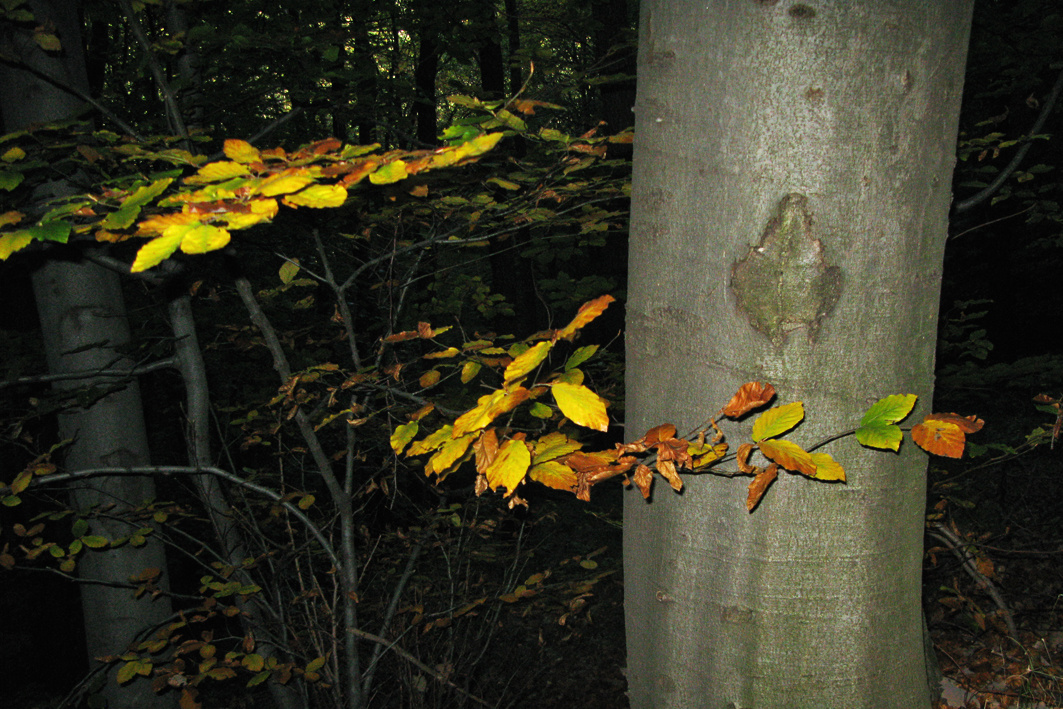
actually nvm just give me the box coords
[0,231,33,260]
[131,229,185,272]
[223,199,279,230]
[552,381,609,431]
[811,452,845,482]
[136,211,203,236]
[452,387,531,437]
[174,223,231,254]
[757,438,816,476]
[426,433,476,477]
[0,211,23,227]
[751,402,804,442]
[504,341,552,387]
[284,184,348,208]
[528,460,577,491]
[369,160,408,185]
[485,438,531,495]
[257,173,314,197]
[556,295,615,340]
[408,424,454,456]
[224,139,261,164]
[190,161,250,183]
[2,147,26,162]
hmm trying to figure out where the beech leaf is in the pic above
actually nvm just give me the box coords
[722,381,776,418]
[552,381,609,431]
[224,139,261,164]
[912,419,967,458]
[746,465,778,512]
[757,438,816,476]
[390,421,418,454]
[555,295,615,340]
[485,438,531,495]
[285,184,348,208]
[504,341,552,387]
[528,460,577,491]
[750,402,804,442]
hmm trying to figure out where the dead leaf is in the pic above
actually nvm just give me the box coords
[722,382,776,418]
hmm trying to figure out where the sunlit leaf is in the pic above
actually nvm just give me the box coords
[485,438,531,495]
[565,345,598,371]
[426,433,476,476]
[460,360,481,384]
[390,421,418,454]
[552,381,609,431]
[224,139,261,164]
[175,222,231,255]
[130,229,184,272]
[750,402,804,442]
[529,431,582,463]
[504,341,552,387]
[912,419,967,458]
[757,438,816,476]
[284,184,348,208]
[257,173,314,196]
[722,382,776,418]
[452,387,531,437]
[369,160,408,184]
[746,465,778,512]
[556,295,615,340]
[810,452,845,482]
[528,460,577,491]
[191,161,250,183]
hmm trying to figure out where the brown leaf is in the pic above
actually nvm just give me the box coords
[736,443,756,474]
[723,382,776,418]
[746,464,778,512]
[633,464,653,499]
[473,429,499,475]
[642,424,677,446]
[656,460,684,493]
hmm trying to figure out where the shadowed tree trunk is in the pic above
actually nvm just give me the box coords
[0,3,175,708]
[624,2,973,707]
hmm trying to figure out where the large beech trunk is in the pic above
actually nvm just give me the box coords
[623,2,973,707]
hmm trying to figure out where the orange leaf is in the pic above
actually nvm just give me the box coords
[633,464,653,499]
[746,465,778,512]
[736,442,756,474]
[911,419,967,458]
[922,412,984,434]
[474,428,499,475]
[757,439,816,476]
[555,295,615,341]
[722,382,776,418]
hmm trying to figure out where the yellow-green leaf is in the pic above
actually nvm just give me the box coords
[529,431,582,464]
[460,360,481,384]
[176,223,231,255]
[2,147,26,162]
[369,160,408,185]
[279,260,300,284]
[504,341,552,387]
[390,421,419,454]
[130,230,185,272]
[407,424,454,456]
[552,382,609,431]
[751,402,804,442]
[285,184,348,208]
[485,438,531,495]
[0,231,32,260]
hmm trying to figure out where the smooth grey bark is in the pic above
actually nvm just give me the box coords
[0,3,174,708]
[624,3,972,708]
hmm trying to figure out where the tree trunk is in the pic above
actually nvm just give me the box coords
[623,2,973,708]
[0,3,174,708]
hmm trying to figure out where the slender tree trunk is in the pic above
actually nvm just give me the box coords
[624,2,973,708]
[0,4,175,707]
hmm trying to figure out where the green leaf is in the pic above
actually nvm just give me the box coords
[855,423,904,452]
[565,345,599,371]
[369,160,408,185]
[0,170,24,190]
[859,394,917,428]
[750,402,804,442]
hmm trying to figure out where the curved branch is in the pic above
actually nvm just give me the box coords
[955,64,1063,214]
[3,465,341,570]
